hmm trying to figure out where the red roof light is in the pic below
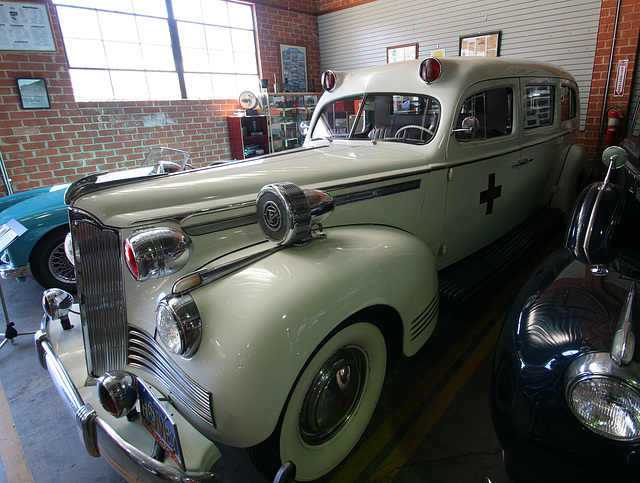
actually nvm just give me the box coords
[419,58,442,84]
[322,70,337,91]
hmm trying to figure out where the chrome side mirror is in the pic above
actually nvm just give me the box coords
[452,116,479,135]
[601,146,627,185]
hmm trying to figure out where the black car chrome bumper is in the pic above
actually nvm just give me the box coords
[35,315,218,483]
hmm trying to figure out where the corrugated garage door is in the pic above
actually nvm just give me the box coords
[318,0,602,129]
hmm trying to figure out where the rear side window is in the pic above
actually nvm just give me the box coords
[455,87,513,142]
[524,85,554,128]
[560,85,578,121]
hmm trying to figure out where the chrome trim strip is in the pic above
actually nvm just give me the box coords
[410,292,439,341]
[333,179,421,206]
[35,321,216,482]
[128,328,215,428]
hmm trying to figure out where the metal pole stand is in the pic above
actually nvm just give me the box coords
[0,280,35,353]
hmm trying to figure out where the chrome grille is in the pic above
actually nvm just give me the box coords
[71,212,127,377]
[128,327,215,427]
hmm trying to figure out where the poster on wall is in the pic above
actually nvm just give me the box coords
[0,1,55,51]
[459,31,501,57]
[280,44,307,93]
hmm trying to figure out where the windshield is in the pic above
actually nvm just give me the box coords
[310,93,440,144]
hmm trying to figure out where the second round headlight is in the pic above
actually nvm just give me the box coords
[567,375,640,441]
[156,294,202,358]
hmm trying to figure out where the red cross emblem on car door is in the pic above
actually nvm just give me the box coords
[479,173,502,215]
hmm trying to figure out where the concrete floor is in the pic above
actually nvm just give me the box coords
[0,226,562,483]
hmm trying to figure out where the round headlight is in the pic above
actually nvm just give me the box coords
[568,375,640,441]
[156,294,202,358]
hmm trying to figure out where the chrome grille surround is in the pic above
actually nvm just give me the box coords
[129,327,215,427]
[70,210,127,377]
[70,209,215,428]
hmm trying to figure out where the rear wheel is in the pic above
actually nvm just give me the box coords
[248,321,386,481]
[30,228,76,292]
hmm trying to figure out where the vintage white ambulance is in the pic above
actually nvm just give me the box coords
[37,57,586,482]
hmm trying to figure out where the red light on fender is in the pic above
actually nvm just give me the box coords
[419,58,442,84]
[123,239,139,280]
[322,70,337,91]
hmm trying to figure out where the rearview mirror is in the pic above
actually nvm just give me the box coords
[601,146,627,170]
[452,116,479,135]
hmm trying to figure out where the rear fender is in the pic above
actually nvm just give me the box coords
[551,144,587,216]
[186,225,438,447]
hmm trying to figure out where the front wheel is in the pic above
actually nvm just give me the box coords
[248,321,387,481]
[30,228,76,292]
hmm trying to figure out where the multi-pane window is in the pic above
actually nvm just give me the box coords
[455,87,513,141]
[524,85,554,129]
[53,0,259,101]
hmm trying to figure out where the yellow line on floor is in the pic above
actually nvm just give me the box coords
[0,375,34,483]
[366,316,503,482]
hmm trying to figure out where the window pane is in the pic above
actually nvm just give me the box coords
[173,0,203,23]
[234,51,258,75]
[178,21,206,48]
[56,7,101,40]
[182,48,210,72]
[206,26,232,51]
[99,11,139,42]
[209,50,234,73]
[185,73,214,99]
[147,72,182,99]
[228,2,253,29]
[64,39,107,68]
[231,29,255,53]
[141,44,175,71]
[104,41,143,69]
[524,86,554,128]
[136,17,171,45]
[211,74,238,98]
[203,0,230,26]
[69,69,114,101]
[111,71,148,100]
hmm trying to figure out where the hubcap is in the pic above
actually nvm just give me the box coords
[300,346,367,445]
[49,242,75,284]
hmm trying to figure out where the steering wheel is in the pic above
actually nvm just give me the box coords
[394,124,434,139]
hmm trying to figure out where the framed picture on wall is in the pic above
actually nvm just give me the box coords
[387,43,418,63]
[459,31,501,57]
[16,78,51,109]
[280,44,308,93]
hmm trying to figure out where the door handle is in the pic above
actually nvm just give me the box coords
[512,158,533,167]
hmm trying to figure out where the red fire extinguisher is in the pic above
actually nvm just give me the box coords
[604,105,623,146]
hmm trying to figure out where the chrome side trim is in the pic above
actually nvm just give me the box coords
[128,327,215,428]
[410,292,439,341]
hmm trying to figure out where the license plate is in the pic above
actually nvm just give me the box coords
[138,379,186,470]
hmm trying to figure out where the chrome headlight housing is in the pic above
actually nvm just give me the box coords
[156,294,202,358]
[566,353,640,441]
[124,227,191,281]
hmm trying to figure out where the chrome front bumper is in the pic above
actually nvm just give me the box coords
[0,262,28,280]
[35,314,220,482]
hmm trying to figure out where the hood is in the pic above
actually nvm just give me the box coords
[68,142,430,228]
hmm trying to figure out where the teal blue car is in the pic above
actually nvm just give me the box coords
[0,147,191,292]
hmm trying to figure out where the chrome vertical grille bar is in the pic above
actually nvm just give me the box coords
[70,211,127,377]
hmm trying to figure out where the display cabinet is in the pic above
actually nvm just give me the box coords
[226,115,270,159]
[267,93,322,152]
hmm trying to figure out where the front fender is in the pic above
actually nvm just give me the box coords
[187,225,438,447]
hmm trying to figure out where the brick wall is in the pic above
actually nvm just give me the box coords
[582,0,640,175]
[0,0,320,194]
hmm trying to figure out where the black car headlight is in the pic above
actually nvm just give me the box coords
[566,353,640,441]
[156,294,202,358]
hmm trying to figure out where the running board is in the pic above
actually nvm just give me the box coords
[438,208,562,303]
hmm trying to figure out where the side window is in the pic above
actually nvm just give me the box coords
[455,87,513,142]
[560,85,578,121]
[524,85,554,128]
